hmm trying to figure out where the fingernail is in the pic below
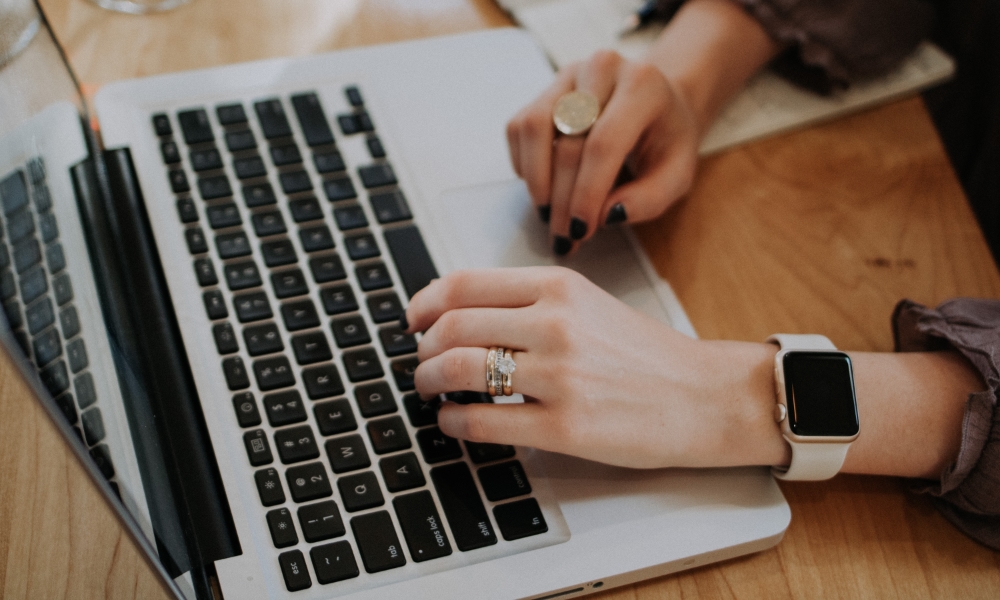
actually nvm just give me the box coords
[569,217,588,240]
[399,312,409,332]
[605,203,627,225]
[553,236,572,256]
[537,205,551,223]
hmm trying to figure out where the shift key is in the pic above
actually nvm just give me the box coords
[430,462,497,551]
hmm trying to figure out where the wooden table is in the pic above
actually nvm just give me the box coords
[2,0,998,598]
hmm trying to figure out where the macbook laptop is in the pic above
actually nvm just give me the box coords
[0,3,789,599]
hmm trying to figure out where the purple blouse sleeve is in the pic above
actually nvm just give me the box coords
[892,298,1000,550]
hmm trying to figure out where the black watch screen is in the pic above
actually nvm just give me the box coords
[783,351,859,437]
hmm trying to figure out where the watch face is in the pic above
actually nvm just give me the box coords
[783,352,859,437]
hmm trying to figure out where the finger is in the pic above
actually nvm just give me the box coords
[414,348,540,399]
[416,306,541,362]
[547,135,585,255]
[518,68,578,209]
[602,148,696,224]
[437,402,548,447]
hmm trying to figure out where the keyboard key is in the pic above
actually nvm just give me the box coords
[366,135,386,159]
[176,197,198,223]
[38,212,58,243]
[285,461,332,503]
[358,164,396,189]
[325,434,370,473]
[254,99,293,139]
[309,254,346,284]
[215,230,251,258]
[190,147,223,171]
[355,262,392,291]
[337,114,362,135]
[243,429,273,466]
[4,297,22,328]
[319,284,357,315]
[185,227,208,254]
[350,511,406,573]
[288,196,323,223]
[391,356,419,391]
[384,225,439,298]
[216,103,247,125]
[161,140,181,164]
[367,416,411,454]
[233,291,273,322]
[243,322,283,356]
[366,292,402,323]
[66,338,88,373]
[431,462,497,551]
[13,238,40,272]
[379,452,426,493]
[344,233,380,260]
[270,144,302,167]
[291,93,335,147]
[333,204,368,231]
[330,315,370,348]
[267,507,299,548]
[417,428,462,465]
[263,389,306,425]
[299,225,334,252]
[151,113,172,136]
[275,424,320,464]
[278,550,312,592]
[225,129,257,152]
[252,210,286,237]
[393,490,452,562]
[242,182,277,208]
[169,170,191,194]
[291,331,332,365]
[0,270,14,300]
[194,259,219,286]
[59,306,80,339]
[8,208,33,241]
[26,157,44,183]
[379,325,417,357]
[224,260,262,290]
[338,471,384,512]
[206,202,242,229]
[233,155,266,179]
[281,299,320,331]
[478,460,531,501]
[0,171,28,215]
[303,363,345,400]
[75,372,97,409]
[255,467,285,506]
[323,176,356,202]
[493,498,548,541]
[369,189,412,224]
[177,109,214,144]
[271,269,308,298]
[90,445,115,479]
[354,381,396,418]
[280,171,312,195]
[342,347,384,382]
[54,393,77,425]
[223,357,251,390]
[314,398,356,436]
[310,541,359,585]
[260,239,298,267]
[313,150,345,174]
[403,393,438,428]
[465,441,515,465]
[198,175,232,201]
[298,500,345,543]
[32,183,51,213]
[52,273,73,306]
[81,408,106,445]
[344,86,364,107]
[232,392,262,427]
[33,328,61,367]
[25,297,54,334]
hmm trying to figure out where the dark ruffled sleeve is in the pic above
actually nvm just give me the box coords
[892,298,1000,550]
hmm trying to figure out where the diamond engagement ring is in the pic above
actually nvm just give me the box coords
[486,346,517,397]
[553,90,600,136]
[498,349,516,396]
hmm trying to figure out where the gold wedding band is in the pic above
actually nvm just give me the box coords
[486,346,517,397]
[500,349,514,396]
[553,90,600,136]
[486,347,499,396]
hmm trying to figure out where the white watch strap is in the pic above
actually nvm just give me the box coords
[766,333,836,351]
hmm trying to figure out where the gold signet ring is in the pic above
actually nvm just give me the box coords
[553,91,600,136]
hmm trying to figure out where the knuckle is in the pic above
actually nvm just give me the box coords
[582,133,611,163]
[588,49,622,75]
[523,110,550,139]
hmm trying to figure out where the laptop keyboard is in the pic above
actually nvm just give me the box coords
[154,87,549,592]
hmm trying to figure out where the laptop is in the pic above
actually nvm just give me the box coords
[0,3,789,599]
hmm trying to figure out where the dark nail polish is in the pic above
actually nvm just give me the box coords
[569,217,588,240]
[605,203,627,225]
[399,312,409,332]
[553,236,572,256]
[537,205,551,223]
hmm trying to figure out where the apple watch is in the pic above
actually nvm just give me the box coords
[767,334,859,481]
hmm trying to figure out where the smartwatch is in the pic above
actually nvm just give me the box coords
[768,334,859,481]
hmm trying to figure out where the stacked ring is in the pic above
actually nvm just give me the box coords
[486,347,500,396]
[500,349,514,396]
[486,347,517,397]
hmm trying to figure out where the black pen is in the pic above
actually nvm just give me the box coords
[619,0,660,37]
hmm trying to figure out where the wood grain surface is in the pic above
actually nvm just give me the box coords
[1,0,997,598]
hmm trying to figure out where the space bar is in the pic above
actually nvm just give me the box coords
[383,225,439,298]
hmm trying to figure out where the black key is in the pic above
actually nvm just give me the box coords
[478,460,531,502]
[26,157,44,184]
[285,461,332,503]
[299,500,345,543]
[393,490,452,562]
[177,109,214,144]
[261,238,297,267]
[66,338,88,373]
[281,299,320,331]
[59,306,80,339]
[310,542,359,584]
[431,462,497,551]
[52,273,73,306]
[185,227,209,254]
[325,434,370,473]
[465,441,515,465]
[8,209,34,243]
[403,393,438,428]
[177,197,198,223]
[337,114,361,136]
[417,427,462,464]
[355,111,374,132]
[26,297,54,334]
[291,331,332,366]
[278,550,312,592]
[54,393,77,425]
[0,270,13,300]
[225,129,257,152]
[354,381,396,418]
[271,269,308,299]
[4,298,22,329]
[75,373,97,409]
[303,363,345,400]
[38,212,58,243]
[309,254,346,284]
[190,147,223,171]
[299,225,334,252]
[351,511,406,573]
[161,141,181,164]
[344,233,380,260]
[216,103,247,125]
[384,225,439,298]
[345,86,364,107]
[366,135,386,159]
[33,328,61,368]
[242,182,277,208]
[32,183,51,213]
[369,190,412,224]
[379,453,426,493]
[263,389,305,425]
[40,360,69,396]
[330,315,370,348]
[289,196,323,223]
[255,467,286,506]
[270,143,302,166]
[355,262,392,291]
[243,322,283,356]
[275,424,320,464]
[323,176,356,202]
[203,289,229,319]
[254,99,293,139]
[367,292,402,323]
[233,156,266,179]
[314,398,356,436]
[151,113,172,136]
[90,445,115,479]
[13,238,40,273]
[342,347,384,382]
[379,325,417,357]
[391,356,419,391]
[252,210,286,236]
[338,471,384,512]
[358,164,396,189]
[224,260,262,290]
[333,204,368,231]
[291,93,335,147]
[367,416,411,454]
[280,171,312,194]
[199,175,232,201]
[223,357,251,390]
[169,170,191,194]
[319,284,357,315]
[233,291,273,322]
[233,392,262,427]
[206,202,242,229]
[13,329,28,354]
[267,507,299,548]
[0,171,28,215]
[193,259,218,286]
[254,356,296,393]
[243,429,273,466]
[313,150,345,174]
[215,230,251,258]
[493,498,548,541]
